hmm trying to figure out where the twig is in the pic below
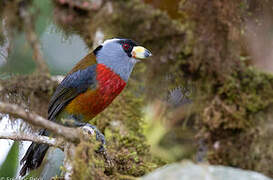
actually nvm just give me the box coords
[0,131,64,150]
[0,18,10,65]
[0,101,80,143]
[19,1,49,74]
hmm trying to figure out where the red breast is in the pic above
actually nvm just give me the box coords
[65,64,126,120]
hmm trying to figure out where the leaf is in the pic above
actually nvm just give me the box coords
[0,141,19,178]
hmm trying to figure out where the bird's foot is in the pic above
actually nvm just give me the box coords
[79,124,106,153]
[81,125,95,136]
[78,123,113,167]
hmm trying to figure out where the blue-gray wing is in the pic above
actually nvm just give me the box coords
[48,65,97,121]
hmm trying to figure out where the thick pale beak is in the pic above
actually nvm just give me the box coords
[131,46,152,59]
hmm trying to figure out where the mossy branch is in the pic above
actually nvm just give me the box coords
[0,101,93,179]
[0,101,81,143]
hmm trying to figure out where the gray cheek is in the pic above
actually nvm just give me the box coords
[96,43,136,82]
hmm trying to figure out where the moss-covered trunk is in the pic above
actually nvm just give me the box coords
[179,0,273,176]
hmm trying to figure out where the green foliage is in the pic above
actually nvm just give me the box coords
[0,142,19,178]
[33,0,53,36]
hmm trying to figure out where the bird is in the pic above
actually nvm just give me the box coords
[19,38,152,176]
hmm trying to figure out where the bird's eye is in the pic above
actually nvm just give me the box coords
[122,43,130,51]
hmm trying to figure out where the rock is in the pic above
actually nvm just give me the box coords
[142,161,272,180]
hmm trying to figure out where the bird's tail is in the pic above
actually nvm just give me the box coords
[19,129,50,177]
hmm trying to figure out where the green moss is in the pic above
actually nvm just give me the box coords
[178,59,273,177]
[0,74,57,117]
[71,139,108,180]
[89,83,161,177]
[222,68,273,113]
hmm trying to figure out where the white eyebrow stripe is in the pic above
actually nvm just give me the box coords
[102,38,119,45]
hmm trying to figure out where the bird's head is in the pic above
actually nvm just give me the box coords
[94,38,152,81]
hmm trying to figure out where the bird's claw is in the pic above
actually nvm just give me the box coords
[81,125,96,136]
[79,124,113,167]
[87,126,114,167]
[79,124,106,154]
